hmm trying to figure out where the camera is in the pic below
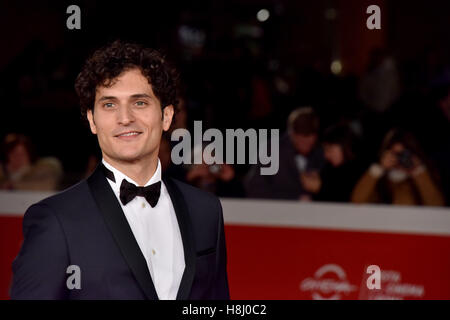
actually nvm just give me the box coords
[397,149,413,169]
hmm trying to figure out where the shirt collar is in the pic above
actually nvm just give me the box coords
[101,158,162,192]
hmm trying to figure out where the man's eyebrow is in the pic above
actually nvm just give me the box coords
[96,94,153,103]
[97,96,118,102]
[129,93,153,99]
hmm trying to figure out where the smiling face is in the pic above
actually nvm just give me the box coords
[87,68,174,166]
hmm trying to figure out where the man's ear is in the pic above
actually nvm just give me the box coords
[87,109,97,135]
[162,105,174,132]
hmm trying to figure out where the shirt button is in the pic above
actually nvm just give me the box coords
[142,202,146,208]
[152,249,156,255]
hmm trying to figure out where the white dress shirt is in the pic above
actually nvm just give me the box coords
[102,158,185,300]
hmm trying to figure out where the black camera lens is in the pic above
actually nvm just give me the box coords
[397,150,413,169]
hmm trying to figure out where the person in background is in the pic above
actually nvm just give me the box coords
[244,107,325,200]
[0,133,63,191]
[359,48,401,115]
[358,48,402,161]
[185,142,245,198]
[351,128,445,206]
[315,124,366,202]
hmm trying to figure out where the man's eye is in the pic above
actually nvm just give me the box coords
[104,102,115,108]
[135,101,147,106]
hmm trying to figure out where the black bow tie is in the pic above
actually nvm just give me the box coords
[120,179,161,207]
[101,163,161,207]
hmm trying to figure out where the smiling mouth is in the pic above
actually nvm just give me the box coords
[115,131,142,138]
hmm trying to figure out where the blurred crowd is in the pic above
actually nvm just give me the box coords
[1,45,450,207]
[0,134,63,191]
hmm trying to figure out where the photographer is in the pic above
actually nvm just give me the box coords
[351,129,445,206]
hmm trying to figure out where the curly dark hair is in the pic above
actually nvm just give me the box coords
[75,40,179,120]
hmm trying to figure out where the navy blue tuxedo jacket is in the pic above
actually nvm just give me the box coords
[10,164,230,300]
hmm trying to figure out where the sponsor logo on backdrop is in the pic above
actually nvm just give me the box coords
[300,264,358,300]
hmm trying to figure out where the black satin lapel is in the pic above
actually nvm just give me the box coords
[87,164,159,300]
[162,176,196,300]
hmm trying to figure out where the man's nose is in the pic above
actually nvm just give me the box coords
[117,105,135,125]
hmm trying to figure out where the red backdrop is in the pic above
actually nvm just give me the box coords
[2,215,450,300]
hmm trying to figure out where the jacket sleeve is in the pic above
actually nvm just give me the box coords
[10,203,70,299]
[212,198,230,300]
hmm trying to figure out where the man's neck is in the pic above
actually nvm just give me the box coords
[103,155,158,186]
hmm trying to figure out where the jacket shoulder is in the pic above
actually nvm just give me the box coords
[164,177,222,215]
[35,179,91,211]
[169,177,219,200]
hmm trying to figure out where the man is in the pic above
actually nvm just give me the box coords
[10,40,229,300]
[244,107,325,200]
